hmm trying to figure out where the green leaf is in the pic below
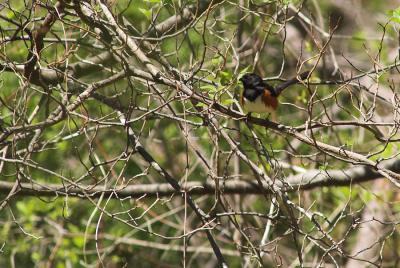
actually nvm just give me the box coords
[32,252,41,262]
[221,98,235,106]
[305,41,313,52]
[238,66,251,78]
[318,162,329,171]
[219,70,232,85]
[7,11,15,19]
[389,7,400,23]
[200,85,217,92]
[352,31,366,41]
[211,56,223,66]
[360,189,374,203]
[139,8,152,19]
[296,89,307,104]
[72,236,85,247]
[16,202,29,215]
[196,102,207,108]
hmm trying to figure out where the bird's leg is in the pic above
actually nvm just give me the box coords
[266,111,277,122]
[246,112,252,123]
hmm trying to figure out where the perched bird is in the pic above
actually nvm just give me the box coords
[239,71,309,114]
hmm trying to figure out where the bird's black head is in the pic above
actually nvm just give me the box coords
[239,73,264,89]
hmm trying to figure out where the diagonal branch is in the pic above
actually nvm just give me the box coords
[117,112,228,267]
[24,1,65,83]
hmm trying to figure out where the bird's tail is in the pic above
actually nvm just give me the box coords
[274,71,309,96]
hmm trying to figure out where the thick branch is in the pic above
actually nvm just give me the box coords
[24,1,65,83]
[2,158,399,198]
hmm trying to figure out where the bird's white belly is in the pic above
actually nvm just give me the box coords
[242,96,275,114]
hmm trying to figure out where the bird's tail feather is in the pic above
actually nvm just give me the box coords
[274,71,309,96]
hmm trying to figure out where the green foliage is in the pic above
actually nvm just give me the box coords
[388,6,400,23]
[1,0,400,267]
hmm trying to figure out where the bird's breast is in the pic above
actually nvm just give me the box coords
[241,90,278,113]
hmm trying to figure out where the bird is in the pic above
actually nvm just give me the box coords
[239,71,309,114]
